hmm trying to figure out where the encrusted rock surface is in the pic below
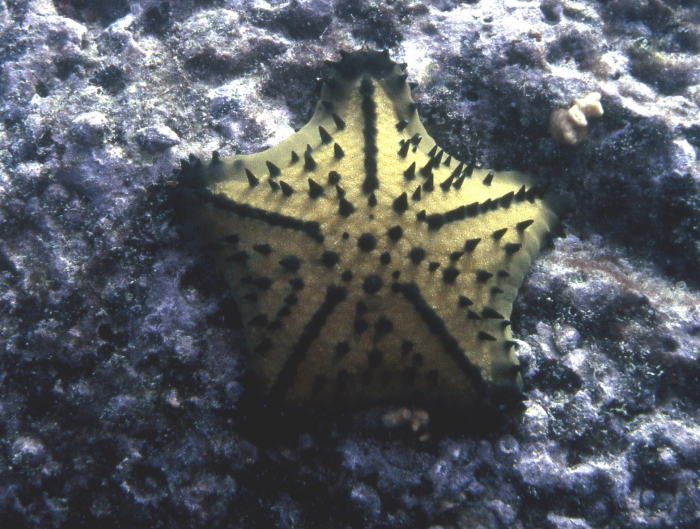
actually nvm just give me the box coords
[1,0,699,527]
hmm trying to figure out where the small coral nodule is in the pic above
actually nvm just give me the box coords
[549,92,603,146]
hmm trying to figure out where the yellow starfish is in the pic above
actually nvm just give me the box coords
[176,49,557,420]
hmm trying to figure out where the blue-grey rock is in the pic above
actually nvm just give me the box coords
[518,441,566,491]
[349,482,382,523]
[137,124,180,152]
[71,111,109,146]
[488,498,517,526]
[1,0,699,527]
[546,513,592,529]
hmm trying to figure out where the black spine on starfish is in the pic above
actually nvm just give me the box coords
[280,181,294,196]
[338,198,355,217]
[253,243,273,255]
[387,225,403,241]
[492,228,508,241]
[478,331,497,341]
[392,192,409,213]
[463,161,475,177]
[476,270,494,282]
[482,307,505,319]
[304,150,316,171]
[442,266,460,284]
[458,296,474,307]
[423,174,434,192]
[245,168,259,187]
[500,191,515,208]
[267,161,281,177]
[332,112,346,130]
[467,310,481,320]
[470,202,484,216]
[319,126,333,144]
[404,161,416,180]
[308,178,324,198]
[328,171,341,185]
[504,243,522,254]
[517,219,535,232]
[440,174,455,190]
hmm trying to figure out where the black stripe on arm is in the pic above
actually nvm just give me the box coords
[197,189,322,239]
[391,281,487,400]
[420,187,540,231]
[269,284,348,402]
[360,79,379,193]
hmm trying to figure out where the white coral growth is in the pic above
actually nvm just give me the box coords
[549,92,603,146]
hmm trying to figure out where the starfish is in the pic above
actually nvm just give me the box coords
[175,49,557,419]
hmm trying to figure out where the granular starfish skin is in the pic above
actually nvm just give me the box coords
[175,49,557,418]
